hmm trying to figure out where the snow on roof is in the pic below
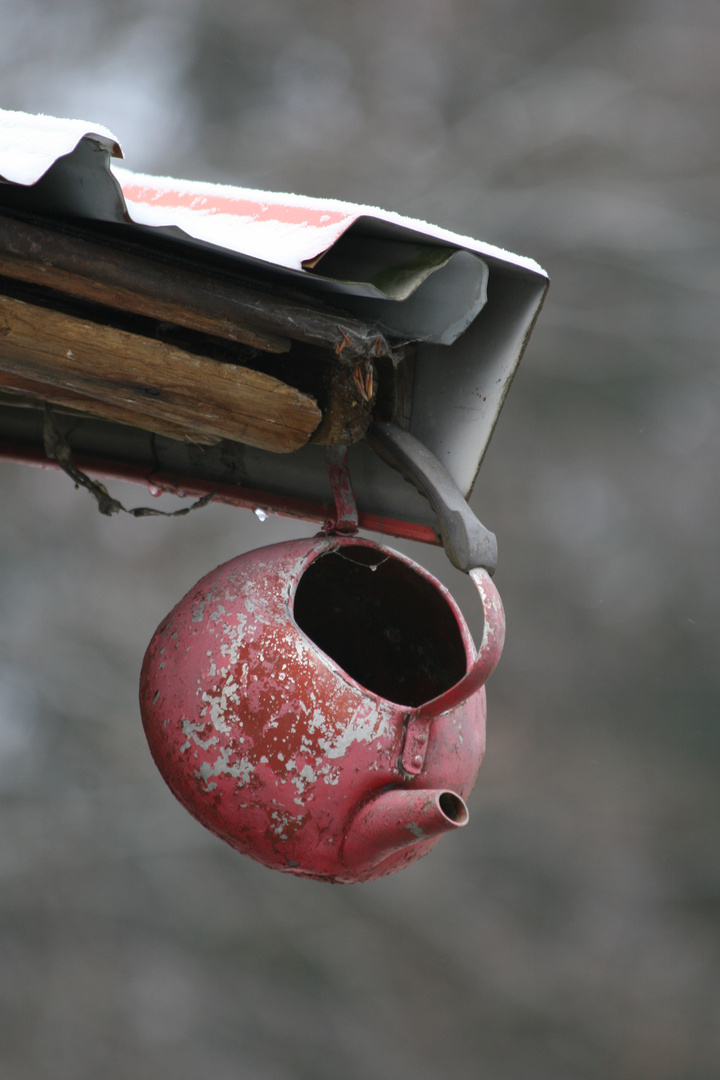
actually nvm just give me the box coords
[0,107,546,278]
[114,166,547,276]
[0,108,121,186]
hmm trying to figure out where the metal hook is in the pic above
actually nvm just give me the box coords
[366,420,497,574]
[322,444,359,535]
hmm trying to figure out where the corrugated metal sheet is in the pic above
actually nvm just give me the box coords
[0,108,548,545]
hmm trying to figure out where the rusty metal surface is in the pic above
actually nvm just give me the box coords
[140,535,504,882]
[322,445,359,535]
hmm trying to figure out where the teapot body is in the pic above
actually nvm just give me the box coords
[140,535,492,882]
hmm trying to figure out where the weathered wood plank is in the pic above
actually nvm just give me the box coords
[0,211,398,362]
[0,370,220,445]
[0,293,322,452]
[0,214,289,354]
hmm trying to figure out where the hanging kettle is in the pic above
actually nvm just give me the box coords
[139,530,504,882]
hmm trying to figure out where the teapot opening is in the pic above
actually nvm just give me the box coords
[293,546,468,707]
[439,791,469,824]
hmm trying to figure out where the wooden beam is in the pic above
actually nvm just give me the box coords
[0,211,398,362]
[0,293,322,453]
[0,371,220,445]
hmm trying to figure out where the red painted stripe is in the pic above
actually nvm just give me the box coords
[0,442,440,548]
[121,183,352,230]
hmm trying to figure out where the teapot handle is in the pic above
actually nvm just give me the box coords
[416,568,505,720]
[402,568,505,773]
[467,566,506,686]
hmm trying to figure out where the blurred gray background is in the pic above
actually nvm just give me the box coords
[0,1,719,1077]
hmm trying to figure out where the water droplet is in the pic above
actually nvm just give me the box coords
[254,508,268,522]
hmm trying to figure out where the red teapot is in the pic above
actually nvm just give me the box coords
[139,532,504,882]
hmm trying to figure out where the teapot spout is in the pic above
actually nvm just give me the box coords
[342,788,469,873]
